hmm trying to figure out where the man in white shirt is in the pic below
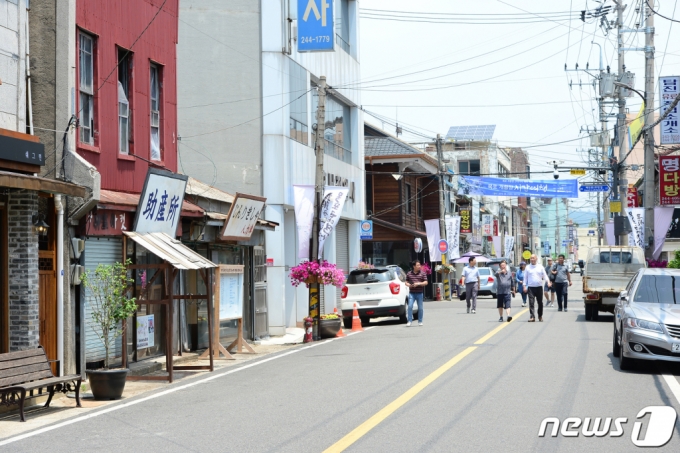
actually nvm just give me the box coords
[461,257,480,314]
[523,254,551,322]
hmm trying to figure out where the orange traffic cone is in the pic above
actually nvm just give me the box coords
[334,307,346,337]
[351,303,364,332]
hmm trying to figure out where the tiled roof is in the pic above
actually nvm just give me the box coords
[365,136,424,157]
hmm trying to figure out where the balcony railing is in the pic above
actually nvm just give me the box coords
[322,138,351,164]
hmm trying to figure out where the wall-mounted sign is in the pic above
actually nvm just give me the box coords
[218,265,245,320]
[85,210,131,236]
[659,156,680,205]
[482,214,493,236]
[610,200,622,214]
[0,134,45,166]
[627,187,639,207]
[360,220,373,240]
[459,207,472,233]
[136,315,155,349]
[414,238,423,253]
[298,0,335,52]
[220,193,267,241]
[438,239,449,254]
[133,168,188,236]
[659,76,680,144]
[523,250,531,260]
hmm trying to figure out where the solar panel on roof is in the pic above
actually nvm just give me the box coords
[445,125,496,141]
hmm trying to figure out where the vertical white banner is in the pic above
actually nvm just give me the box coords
[654,206,675,259]
[318,186,349,259]
[293,185,315,259]
[504,236,515,260]
[424,219,441,262]
[445,216,460,260]
[472,200,481,244]
[492,236,502,258]
[626,207,645,248]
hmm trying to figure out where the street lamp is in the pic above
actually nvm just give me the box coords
[32,214,49,236]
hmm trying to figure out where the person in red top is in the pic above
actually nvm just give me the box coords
[405,260,428,326]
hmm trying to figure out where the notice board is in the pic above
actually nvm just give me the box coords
[218,265,244,320]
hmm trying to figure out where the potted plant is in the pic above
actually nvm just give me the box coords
[319,313,342,338]
[289,260,345,288]
[81,259,138,400]
[435,263,455,274]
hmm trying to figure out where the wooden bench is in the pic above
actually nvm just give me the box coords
[0,347,82,422]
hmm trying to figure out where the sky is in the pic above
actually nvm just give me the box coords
[352,0,680,222]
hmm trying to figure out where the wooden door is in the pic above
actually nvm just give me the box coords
[39,250,57,375]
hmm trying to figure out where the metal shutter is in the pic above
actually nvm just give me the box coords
[82,238,123,363]
[335,219,349,309]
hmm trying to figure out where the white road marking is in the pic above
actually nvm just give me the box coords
[0,329,370,446]
[661,374,680,406]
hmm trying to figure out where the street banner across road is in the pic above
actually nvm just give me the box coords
[458,175,578,198]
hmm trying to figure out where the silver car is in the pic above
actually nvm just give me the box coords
[458,267,496,300]
[613,268,680,370]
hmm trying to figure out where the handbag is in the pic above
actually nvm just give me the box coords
[548,264,557,282]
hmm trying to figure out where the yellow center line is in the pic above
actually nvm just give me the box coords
[323,307,530,453]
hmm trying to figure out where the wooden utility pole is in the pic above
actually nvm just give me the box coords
[436,134,450,298]
[616,1,628,245]
[643,4,655,257]
[309,76,327,340]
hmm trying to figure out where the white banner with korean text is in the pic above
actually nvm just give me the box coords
[445,216,460,260]
[424,219,441,262]
[318,186,349,259]
[220,193,267,241]
[504,236,515,260]
[626,207,645,248]
[293,185,315,259]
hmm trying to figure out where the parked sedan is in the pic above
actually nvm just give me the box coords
[613,268,680,370]
[340,267,413,328]
[458,267,496,300]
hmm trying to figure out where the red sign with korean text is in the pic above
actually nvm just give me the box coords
[660,156,680,205]
[493,219,499,236]
[626,187,639,208]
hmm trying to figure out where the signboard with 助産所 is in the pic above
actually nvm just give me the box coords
[133,168,188,236]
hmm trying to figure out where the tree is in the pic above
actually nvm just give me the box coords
[589,218,597,227]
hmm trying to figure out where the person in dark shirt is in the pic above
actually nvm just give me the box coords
[405,260,428,326]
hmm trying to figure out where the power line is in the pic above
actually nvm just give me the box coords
[646,0,680,24]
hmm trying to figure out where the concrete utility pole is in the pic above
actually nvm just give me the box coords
[555,198,559,258]
[643,4,655,258]
[309,76,327,340]
[616,1,628,245]
[436,134,450,299]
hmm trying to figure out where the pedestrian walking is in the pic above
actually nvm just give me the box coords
[544,257,556,307]
[405,260,428,326]
[461,257,480,314]
[551,254,572,312]
[516,262,528,307]
[495,260,516,322]
[523,254,551,322]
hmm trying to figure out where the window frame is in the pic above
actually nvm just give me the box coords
[117,47,134,156]
[458,160,480,176]
[289,58,309,146]
[78,31,96,147]
[149,62,162,161]
[405,183,412,215]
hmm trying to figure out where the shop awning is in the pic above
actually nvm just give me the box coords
[98,189,204,217]
[0,170,88,197]
[123,231,216,270]
[370,217,427,238]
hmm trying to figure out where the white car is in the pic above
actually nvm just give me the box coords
[340,266,413,328]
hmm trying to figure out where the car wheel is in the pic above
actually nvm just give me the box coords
[585,304,593,321]
[343,317,352,329]
[491,293,496,299]
[360,316,370,326]
[592,307,600,321]
[399,300,408,323]
[612,325,621,358]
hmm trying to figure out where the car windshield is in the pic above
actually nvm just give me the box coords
[348,269,392,284]
[478,268,491,276]
[632,275,680,304]
[488,264,500,273]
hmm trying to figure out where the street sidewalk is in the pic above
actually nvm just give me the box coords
[0,342,298,440]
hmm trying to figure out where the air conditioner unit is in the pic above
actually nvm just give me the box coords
[70,264,84,285]
[71,238,85,259]
[599,73,616,97]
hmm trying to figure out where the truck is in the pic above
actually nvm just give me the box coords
[582,246,646,321]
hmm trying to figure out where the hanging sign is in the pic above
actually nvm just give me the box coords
[543,242,550,256]
[360,220,373,240]
[659,156,680,205]
[459,175,579,198]
[414,238,423,253]
[445,216,460,260]
[438,239,449,255]
[133,168,188,236]
[459,207,472,233]
[294,185,315,259]
[471,200,482,244]
[482,214,492,236]
[297,0,335,52]
[626,207,645,248]
[318,186,349,258]
[504,236,515,260]
[523,250,532,260]
[570,169,586,176]
[659,76,680,145]
[220,193,267,241]
[610,201,622,214]
[627,187,639,208]
[493,219,499,236]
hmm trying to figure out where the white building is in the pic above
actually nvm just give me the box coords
[178,1,364,335]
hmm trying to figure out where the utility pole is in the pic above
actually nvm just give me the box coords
[309,76,327,340]
[643,3,655,258]
[436,134,450,299]
[555,199,559,258]
[616,1,628,245]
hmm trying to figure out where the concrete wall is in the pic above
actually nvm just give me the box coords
[177,0,263,196]
[0,0,26,131]
[7,191,39,350]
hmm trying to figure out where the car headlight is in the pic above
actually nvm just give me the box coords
[624,318,664,333]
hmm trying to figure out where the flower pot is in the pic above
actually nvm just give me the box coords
[304,276,318,284]
[86,368,129,400]
[319,318,342,338]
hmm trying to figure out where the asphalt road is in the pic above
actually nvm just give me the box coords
[3,274,680,452]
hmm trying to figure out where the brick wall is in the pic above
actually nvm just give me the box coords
[7,191,40,351]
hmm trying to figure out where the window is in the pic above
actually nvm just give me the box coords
[79,32,95,145]
[289,59,308,145]
[405,183,412,214]
[336,0,350,53]
[633,275,680,304]
[150,64,161,161]
[458,160,480,175]
[118,48,132,155]
[498,163,508,178]
[313,88,351,163]
[347,269,392,284]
